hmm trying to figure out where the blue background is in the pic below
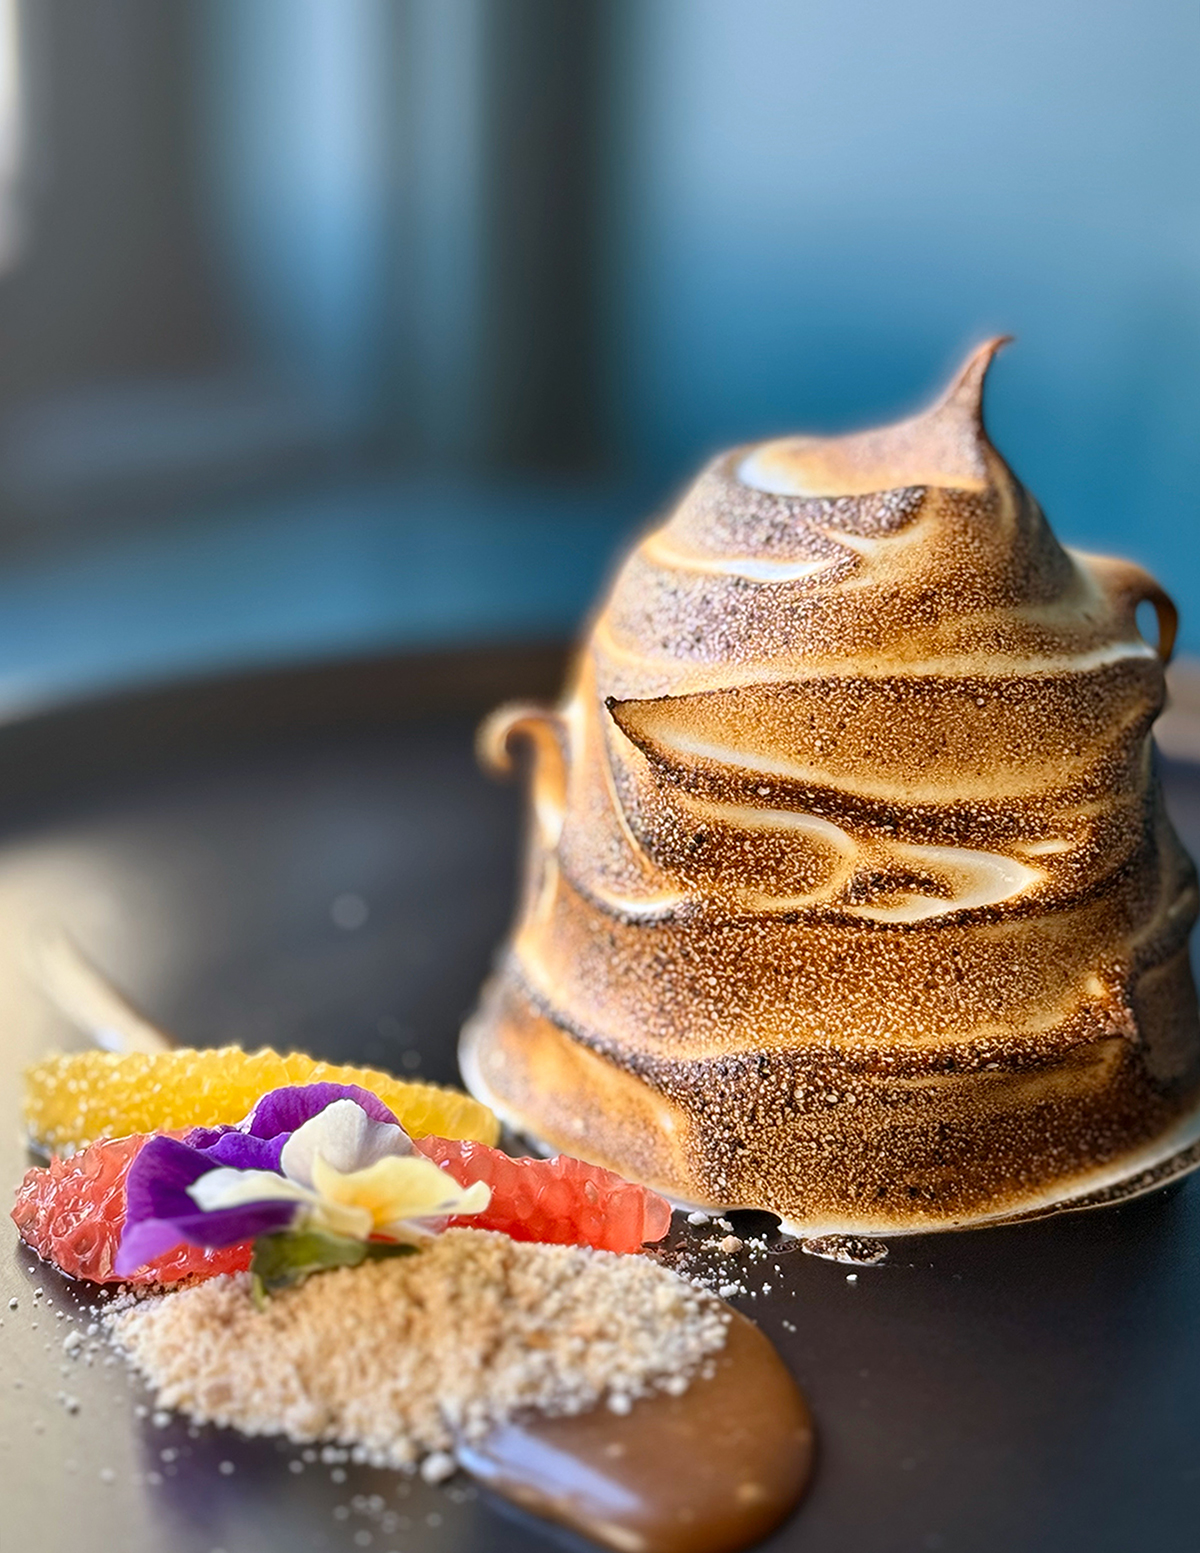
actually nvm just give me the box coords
[0,0,1196,702]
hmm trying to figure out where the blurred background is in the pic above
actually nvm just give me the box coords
[0,0,1197,709]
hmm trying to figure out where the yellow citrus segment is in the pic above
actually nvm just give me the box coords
[24,1046,500,1154]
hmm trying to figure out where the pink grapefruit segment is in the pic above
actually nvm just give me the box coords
[415,1136,673,1253]
[11,1134,252,1286]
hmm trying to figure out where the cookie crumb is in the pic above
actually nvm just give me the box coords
[107,1229,729,1474]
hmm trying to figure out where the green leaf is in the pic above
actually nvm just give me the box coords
[250,1229,368,1295]
[249,1230,419,1300]
[364,1239,420,1262]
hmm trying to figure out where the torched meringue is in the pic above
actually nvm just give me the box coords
[461,341,1200,1233]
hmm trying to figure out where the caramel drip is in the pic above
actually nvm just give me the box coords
[458,1312,814,1553]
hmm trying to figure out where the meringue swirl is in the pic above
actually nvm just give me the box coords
[462,341,1200,1233]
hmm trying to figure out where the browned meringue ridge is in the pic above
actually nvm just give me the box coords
[461,340,1200,1234]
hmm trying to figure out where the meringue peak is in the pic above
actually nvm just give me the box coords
[739,336,1011,499]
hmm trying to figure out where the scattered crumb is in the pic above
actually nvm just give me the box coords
[718,1236,743,1255]
[420,1450,456,1484]
[107,1228,729,1472]
[799,1235,889,1266]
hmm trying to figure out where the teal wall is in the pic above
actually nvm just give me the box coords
[610,0,1200,640]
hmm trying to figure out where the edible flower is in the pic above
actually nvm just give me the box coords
[116,1083,490,1290]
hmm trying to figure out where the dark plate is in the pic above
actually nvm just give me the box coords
[3,645,1200,1553]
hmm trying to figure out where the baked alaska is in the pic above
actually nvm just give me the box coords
[461,340,1200,1234]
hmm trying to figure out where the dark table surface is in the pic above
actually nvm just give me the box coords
[3,645,1200,1553]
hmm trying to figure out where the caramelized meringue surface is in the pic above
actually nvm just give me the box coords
[462,342,1200,1232]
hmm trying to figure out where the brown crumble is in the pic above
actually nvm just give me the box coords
[106,1228,729,1472]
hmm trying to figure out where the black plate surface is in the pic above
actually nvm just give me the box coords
[3,646,1200,1553]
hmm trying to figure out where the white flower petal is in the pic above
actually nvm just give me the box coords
[187,1167,316,1213]
[347,1117,414,1168]
[280,1099,412,1188]
[372,1219,436,1245]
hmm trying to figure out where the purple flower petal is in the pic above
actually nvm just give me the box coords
[243,1083,399,1138]
[115,1216,196,1274]
[199,1131,287,1171]
[114,1202,296,1277]
[124,1135,214,1226]
[166,1199,298,1247]
[181,1125,286,1171]
[183,1124,232,1149]
[116,1135,297,1276]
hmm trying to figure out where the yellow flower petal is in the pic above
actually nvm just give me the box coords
[190,1164,374,1241]
[311,1153,491,1232]
[308,1200,375,1241]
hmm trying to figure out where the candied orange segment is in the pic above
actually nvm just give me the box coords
[24,1046,500,1153]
